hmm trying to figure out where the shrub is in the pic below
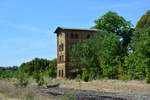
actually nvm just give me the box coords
[145,73,150,84]
[145,77,150,83]
[33,72,45,86]
[81,71,89,82]
[76,74,81,82]
[14,71,29,88]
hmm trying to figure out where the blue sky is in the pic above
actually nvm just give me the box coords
[0,0,150,66]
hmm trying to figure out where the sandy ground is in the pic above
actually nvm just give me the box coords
[0,81,55,100]
[0,93,18,100]
[58,79,150,95]
[0,79,150,100]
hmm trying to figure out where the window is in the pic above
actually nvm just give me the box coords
[71,33,79,39]
[71,33,74,39]
[62,70,63,77]
[59,45,61,51]
[59,43,64,51]
[87,34,91,39]
[59,55,64,62]
[59,70,61,77]
[75,34,79,39]
[62,55,64,61]
[59,56,61,61]
[62,44,64,51]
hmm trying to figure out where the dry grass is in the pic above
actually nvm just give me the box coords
[0,81,59,100]
[58,79,150,95]
[1,78,149,100]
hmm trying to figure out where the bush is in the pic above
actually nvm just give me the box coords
[145,77,150,83]
[81,71,89,82]
[14,71,29,88]
[145,73,150,84]
[33,72,45,86]
[76,74,81,82]
[119,75,130,81]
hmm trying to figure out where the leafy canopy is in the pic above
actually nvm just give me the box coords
[71,31,123,80]
[125,27,150,80]
[92,11,133,50]
[136,10,150,29]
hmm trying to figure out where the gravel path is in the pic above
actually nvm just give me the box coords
[36,86,150,100]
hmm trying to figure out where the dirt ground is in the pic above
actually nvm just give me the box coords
[58,79,150,95]
[0,81,57,100]
[0,79,150,100]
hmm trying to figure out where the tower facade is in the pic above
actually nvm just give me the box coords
[54,27,97,78]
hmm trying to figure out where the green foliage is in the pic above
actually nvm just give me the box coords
[47,59,57,78]
[1,10,150,85]
[0,66,18,79]
[19,58,56,78]
[33,72,45,86]
[92,11,131,34]
[92,11,134,72]
[76,74,81,82]
[92,11,133,53]
[81,71,89,82]
[136,10,150,29]
[145,77,150,84]
[20,58,51,75]
[72,31,123,81]
[0,58,56,87]
[0,58,57,82]
[15,71,29,88]
[125,27,150,80]
[97,33,121,79]
[71,11,145,81]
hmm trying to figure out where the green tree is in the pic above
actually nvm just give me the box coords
[15,71,29,88]
[33,71,45,86]
[136,10,150,29]
[125,27,150,81]
[92,11,133,51]
[98,33,122,79]
[19,58,57,78]
[125,10,150,81]
[46,59,57,78]
[71,31,123,80]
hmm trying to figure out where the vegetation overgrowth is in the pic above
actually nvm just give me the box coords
[0,10,150,85]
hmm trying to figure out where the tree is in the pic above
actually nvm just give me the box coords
[136,10,150,29]
[14,71,29,88]
[71,31,123,80]
[125,10,150,81]
[46,59,57,78]
[33,71,45,86]
[125,27,150,81]
[19,58,56,77]
[92,11,133,50]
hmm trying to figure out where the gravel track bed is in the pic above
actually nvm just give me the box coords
[37,87,150,100]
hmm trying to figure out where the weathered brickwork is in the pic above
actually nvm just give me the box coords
[54,27,97,78]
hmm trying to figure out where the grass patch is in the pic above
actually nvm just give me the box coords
[0,81,59,100]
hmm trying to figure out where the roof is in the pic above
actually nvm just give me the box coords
[54,26,98,33]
